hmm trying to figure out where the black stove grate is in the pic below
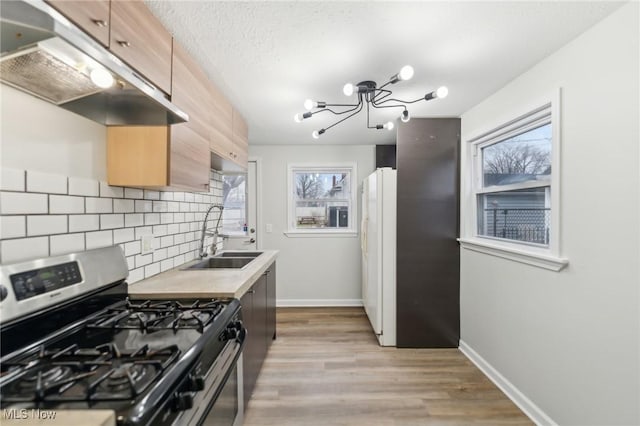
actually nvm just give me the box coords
[87,298,224,334]
[0,342,180,403]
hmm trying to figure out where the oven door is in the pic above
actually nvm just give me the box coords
[176,333,245,426]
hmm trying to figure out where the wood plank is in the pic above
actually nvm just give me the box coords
[107,126,168,186]
[243,308,532,426]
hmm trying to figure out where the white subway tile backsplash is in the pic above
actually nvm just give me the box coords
[160,258,174,272]
[0,216,26,239]
[135,200,152,213]
[27,171,67,194]
[50,195,84,214]
[153,247,168,262]
[114,199,134,213]
[0,192,48,214]
[124,188,143,199]
[114,228,135,244]
[167,245,180,258]
[144,213,160,226]
[135,226,153,239]
[152,201,167,212]
[135,253,152,268]
[1,236,49,263]
[100,214,124,230]
[152,224,168,237]
[27,215,67,236]
[50,233,85,256]
[160,235,174,248]
[86,197,112,213]
[128,268,144,284]
[1,168,25,191]
[125,213,144,228]
[68,177,99,197]
[69,215,99,232]
[124,241,141,256]
[86,230,113,249]
[144,262,160,278]
[144,190,160,200]
[99,182,124,198]
[1,171,224,285]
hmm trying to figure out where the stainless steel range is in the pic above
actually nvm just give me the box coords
[0,246,245,426]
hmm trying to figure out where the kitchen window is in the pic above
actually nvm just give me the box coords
[286,163,357,236]
[460,90,568,271]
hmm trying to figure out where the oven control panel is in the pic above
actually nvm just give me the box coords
[10,262,82,301]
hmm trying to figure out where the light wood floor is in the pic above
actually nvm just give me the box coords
[243,308,532,426]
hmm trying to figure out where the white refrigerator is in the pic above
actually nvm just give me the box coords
[361,168,396,347]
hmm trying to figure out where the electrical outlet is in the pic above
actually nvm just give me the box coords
[141,235,154,254]
[266,223,273,233]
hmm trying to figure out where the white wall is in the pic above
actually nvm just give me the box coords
[249,144,375,305]
[1,85,107,179]
[459,4,639,425]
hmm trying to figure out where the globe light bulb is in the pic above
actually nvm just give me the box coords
[312,130,320,139]
[383,121,395,131]
[401,110,410,123]
[294,113,303,123]
[436,86,449,99]
[398,65,414,81]
[343,83,354,97]
[304,99,315,111]
[90,68,114,88]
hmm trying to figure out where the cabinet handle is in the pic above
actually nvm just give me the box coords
[247,289,255,294]
[117,40,131,48]
[92,19,108,27]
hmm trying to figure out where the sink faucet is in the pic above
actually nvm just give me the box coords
[199,203,225,258]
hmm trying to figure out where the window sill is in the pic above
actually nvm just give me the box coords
[458,237,569,271]
[284,231,358,238]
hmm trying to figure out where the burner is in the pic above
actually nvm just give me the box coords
[98,363,149,393]
[17,366,73,392]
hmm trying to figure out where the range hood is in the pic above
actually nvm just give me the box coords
[0,0,188,125]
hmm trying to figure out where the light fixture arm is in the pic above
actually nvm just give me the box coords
[323,101,364,132]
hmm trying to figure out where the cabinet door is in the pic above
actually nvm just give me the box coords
[110,0,172,94]
[207,82,235,162]
[170,42,212,191]
[240,288,255,410]
[46,1,110,47]
[232,108,249,170]
[265,263,276,345]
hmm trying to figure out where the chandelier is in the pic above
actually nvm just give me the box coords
[294,65,448,139]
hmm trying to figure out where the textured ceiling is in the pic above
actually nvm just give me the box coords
[145,1,622,145]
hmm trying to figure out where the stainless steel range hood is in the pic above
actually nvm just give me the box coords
[0,0,188,125]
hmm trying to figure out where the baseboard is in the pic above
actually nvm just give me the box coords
[276,299,363,307]
[459,340,557,426]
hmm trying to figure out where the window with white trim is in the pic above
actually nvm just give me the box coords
[461,90,566,270]
[287,163,357,234]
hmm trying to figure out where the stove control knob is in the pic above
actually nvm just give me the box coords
[220,327,238,342]
[173,392,194,412]
[188,374,205,392]
[0,285,7,302]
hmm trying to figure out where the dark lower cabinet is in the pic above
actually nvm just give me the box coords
[241,261,276,410]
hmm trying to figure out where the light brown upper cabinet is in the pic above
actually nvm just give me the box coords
[169,42,214,190]
[109,0,172,94]
[232,108,249,168]
[46,0,111,47]
[207,81,235,164]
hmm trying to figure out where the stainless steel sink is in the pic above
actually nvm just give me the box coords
[216,251,263,258]
[184,257,254,270]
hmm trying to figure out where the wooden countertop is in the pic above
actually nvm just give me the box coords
[127,250,278,299]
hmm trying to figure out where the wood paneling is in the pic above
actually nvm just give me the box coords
[396,118,461,348]
[243,308,532,426]
[208,81,234,162]
[231,108,249,169]
[46,0,111,47]
[107,126,168,186]
[109,0,172,94]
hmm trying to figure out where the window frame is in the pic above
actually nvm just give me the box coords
[459,88,568,271]
[221,171,248,236]
[285,162,358,237]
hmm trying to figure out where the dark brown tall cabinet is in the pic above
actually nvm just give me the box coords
[396,118,461,348]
